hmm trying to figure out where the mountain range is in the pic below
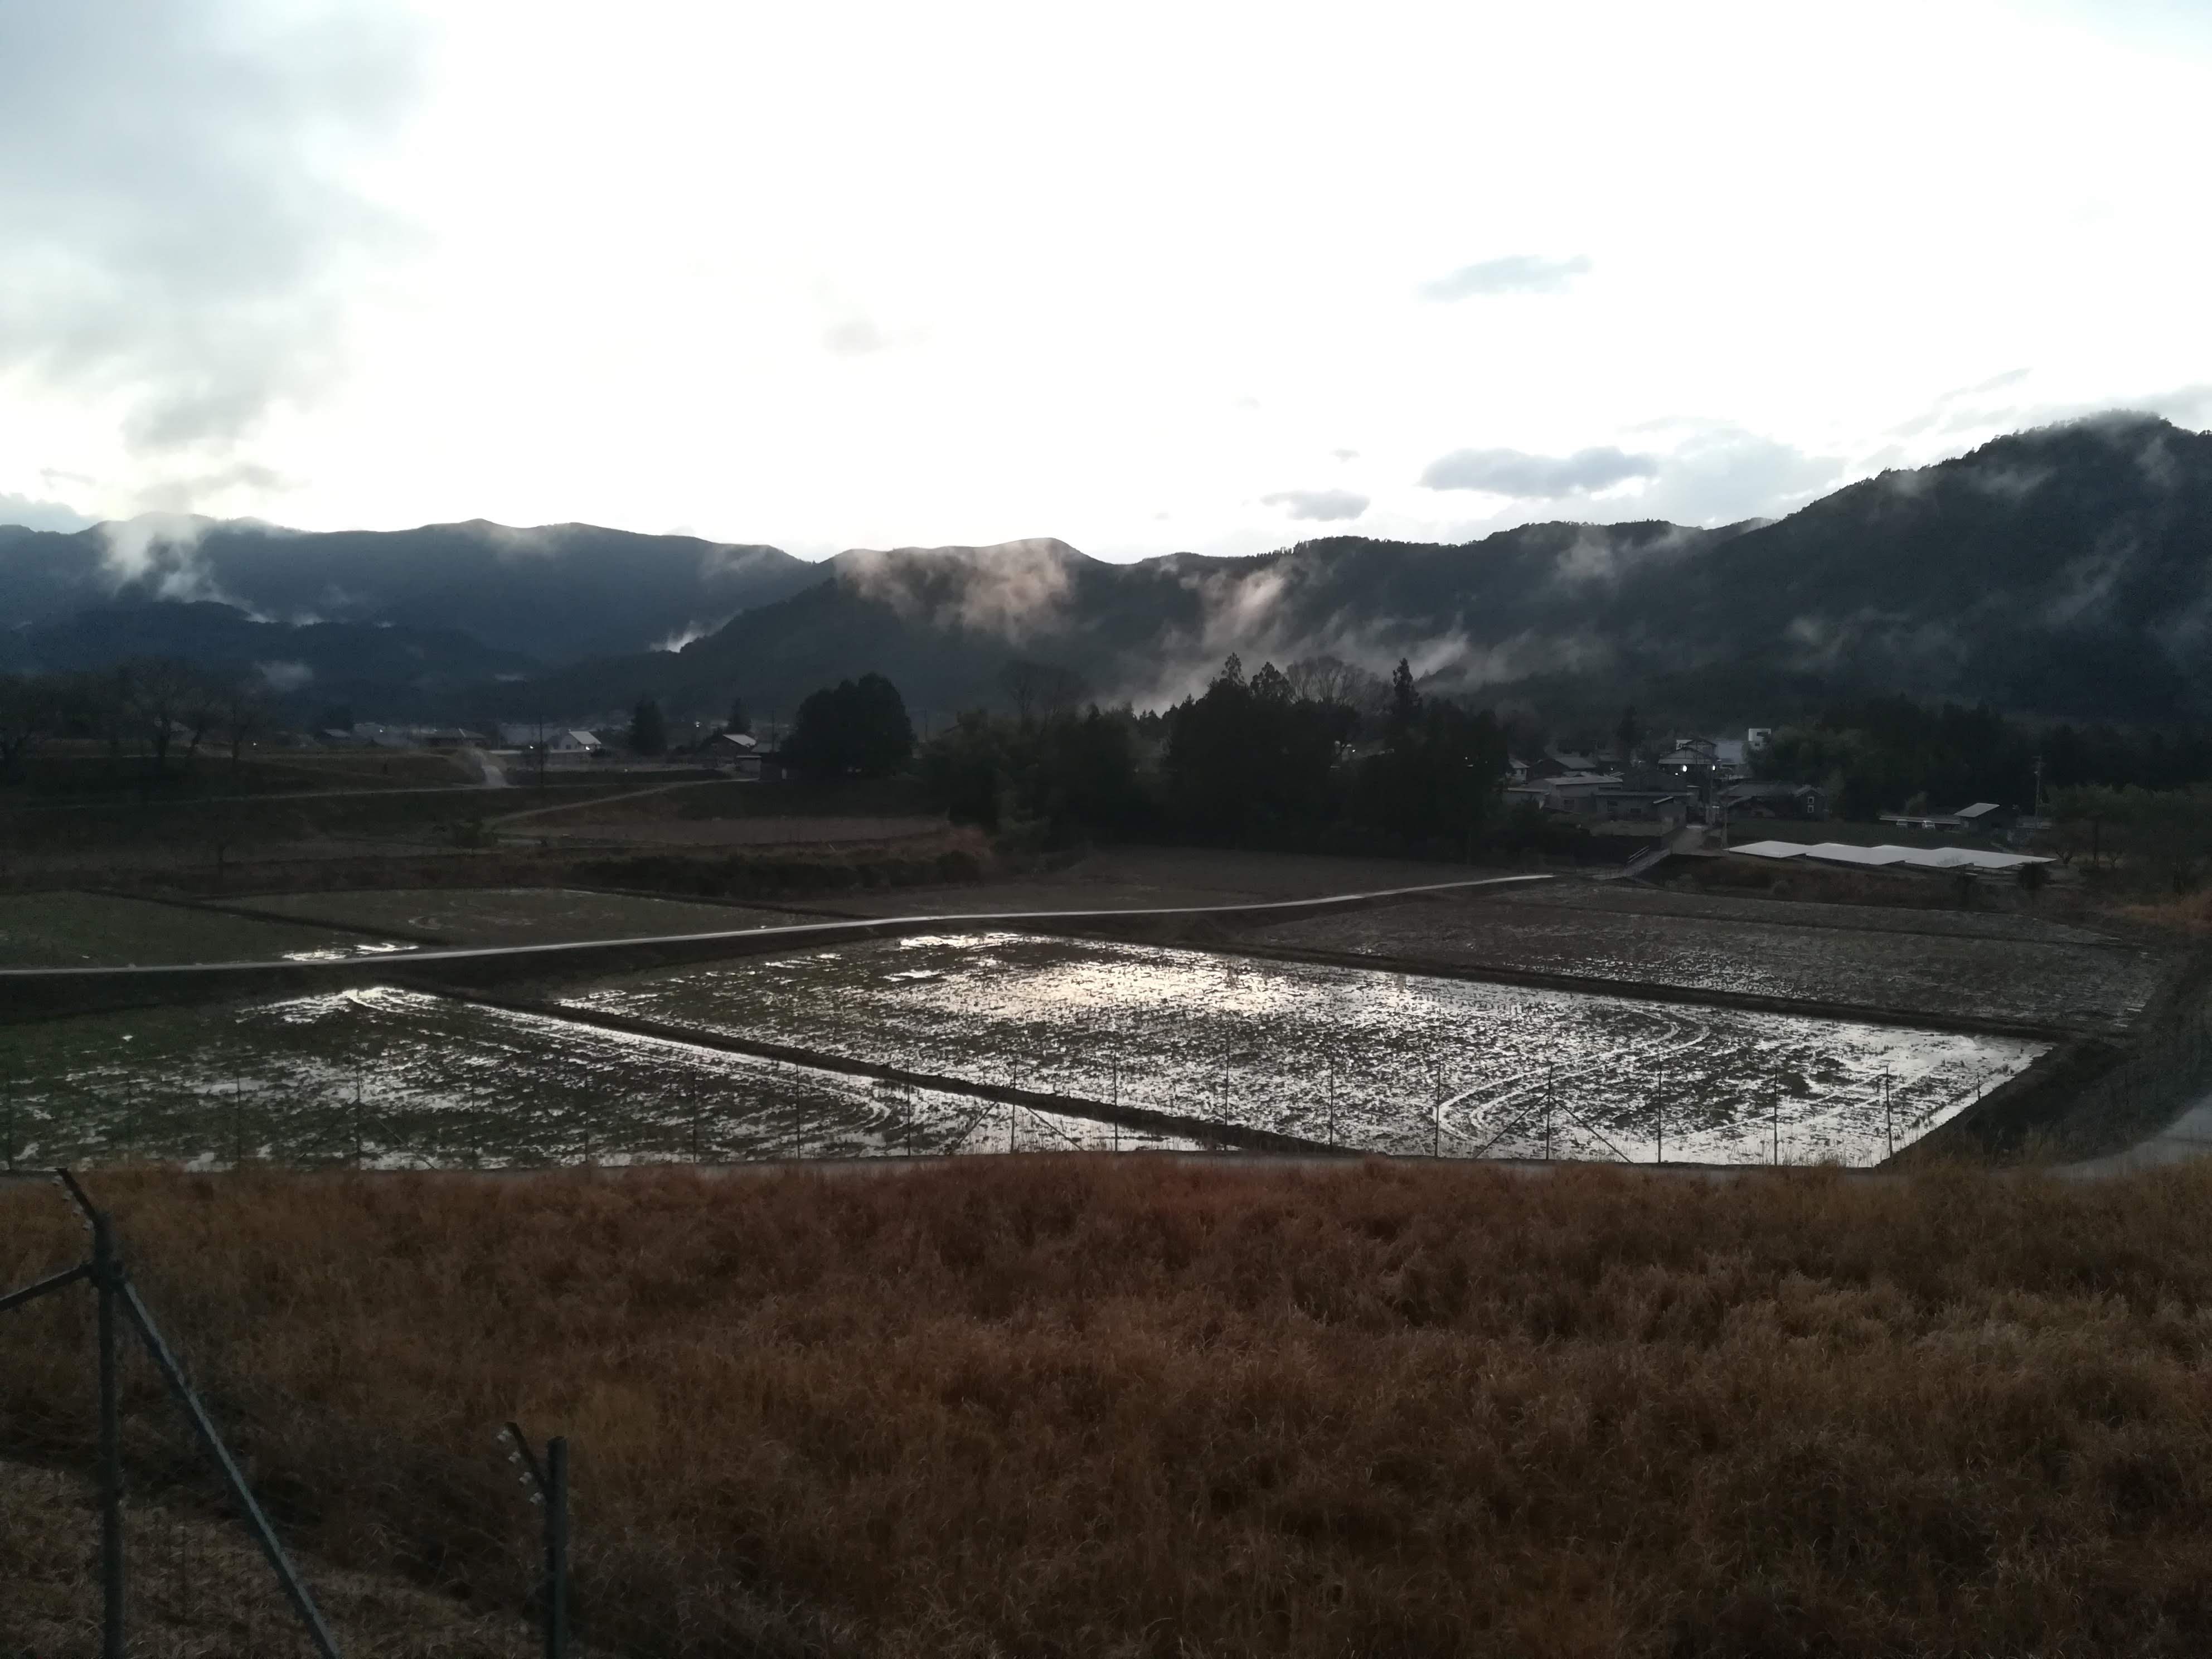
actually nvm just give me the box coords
[5,412,2210,730]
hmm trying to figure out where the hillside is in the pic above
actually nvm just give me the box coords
[520,413,2212,725]
[0,516,816,663]
[8,413,2210,727]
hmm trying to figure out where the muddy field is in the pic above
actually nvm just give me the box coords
[0,891,413,969]
[231,886,813,947]
[560,933,2047,1166]
[0,987,1195,1170]
[1239,891,2167,1034]
[1488,879,2124,945]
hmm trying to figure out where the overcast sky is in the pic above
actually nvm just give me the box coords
[3,0,2209,559]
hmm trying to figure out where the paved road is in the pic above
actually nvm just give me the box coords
[0,872,1558,987]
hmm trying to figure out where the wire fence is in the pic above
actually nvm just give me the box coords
[2,1165,899,1655]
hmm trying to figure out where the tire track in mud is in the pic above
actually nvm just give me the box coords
[1439,1003,1715,1161]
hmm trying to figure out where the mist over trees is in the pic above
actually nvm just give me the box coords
[913,652,1517,858]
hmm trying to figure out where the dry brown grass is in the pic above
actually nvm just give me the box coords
[1,1459,537,1658]
[2122,889,2212,937]
[7,1158,2212,1657]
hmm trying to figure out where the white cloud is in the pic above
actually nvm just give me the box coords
[0,1,2206,554]
[0,2,423,466]
[1419,447,1657,498]
[1419,255,1591,300]
[0,492,94,532]
[1260,488,1369,522]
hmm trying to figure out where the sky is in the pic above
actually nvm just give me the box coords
[2,0,2209,561]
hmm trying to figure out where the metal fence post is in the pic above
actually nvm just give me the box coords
[93,1209,125,1659]
[545,1437,570,1659]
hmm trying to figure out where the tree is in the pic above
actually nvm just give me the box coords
[1001,659,1090,727]
[115,658,215,782]
[1388,658,1421,743]
[783,672,916,779]
[0,673,62,783]
[920,704,1142,845]
[212,677,270,769]
[628,696,668,756]
[1615,705,1643,764]
[1163,657,1338,840]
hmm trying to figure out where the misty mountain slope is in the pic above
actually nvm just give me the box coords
[0,517,818,662]
[508,522,1748,719]
[606,415,2212,723]
[11,412,2208,728]
[1658,414,2212,718]
[2,600,540,710]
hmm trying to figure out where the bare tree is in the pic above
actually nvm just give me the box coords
[1000,659,1090,726]
[212,677,271,769]
[1288,654,1388,709]
[115,657,216,780]
[0,672,63,782]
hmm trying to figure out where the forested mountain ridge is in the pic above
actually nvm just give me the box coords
[551,412,2208,724]
[7,413,2209,728]
[0,516,815,663]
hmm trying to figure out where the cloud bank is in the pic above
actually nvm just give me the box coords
[1260,488,1369,522]
[1419,445,1657,497]
[0,1,421,456]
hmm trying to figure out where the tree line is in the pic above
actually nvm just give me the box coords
[1758,696,2212,819]
[0,661,271,788]
[911,653,1529,858]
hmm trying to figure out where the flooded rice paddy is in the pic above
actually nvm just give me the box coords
[0,986,1196,1170]
[562,932,2050,1167]
[2,931,2049,1172]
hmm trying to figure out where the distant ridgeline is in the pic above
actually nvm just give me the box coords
[4,413,2210,731]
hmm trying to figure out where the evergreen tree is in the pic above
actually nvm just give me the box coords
[784,672,916,779]
[628,696,668,756]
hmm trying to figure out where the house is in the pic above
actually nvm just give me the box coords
[1879,801,2012,835]
[497,725,603,755]
[1657,738,1721,782]
[707,730,763,778]
[1592,789,1692,828]
[1515,773,1626,815]
[1721,780,1826,820]
[1525,749,1602,783]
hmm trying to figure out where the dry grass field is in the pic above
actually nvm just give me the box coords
[7,1159,2212,1657]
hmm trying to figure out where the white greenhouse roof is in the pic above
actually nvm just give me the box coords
[1731,840,2050,872]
